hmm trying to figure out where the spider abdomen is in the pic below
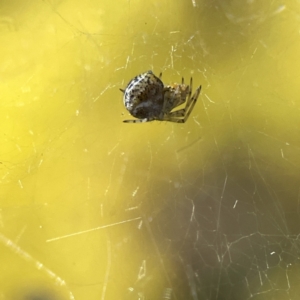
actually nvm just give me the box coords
[123,70,164,119]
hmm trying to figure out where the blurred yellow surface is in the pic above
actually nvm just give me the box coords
[1,0,300,299]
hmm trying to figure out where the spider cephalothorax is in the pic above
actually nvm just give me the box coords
[120,70,201,123]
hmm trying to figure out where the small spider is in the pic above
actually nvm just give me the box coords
[120,70,201,123]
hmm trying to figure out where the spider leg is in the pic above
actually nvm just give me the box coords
[158,116,186,123]
[181,85,201,122]
[168,108,185,117]
[184,77,194,109]
[123,118,153,123]
[120,88,125,93]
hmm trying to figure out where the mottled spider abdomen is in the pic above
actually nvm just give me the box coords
[122,70,164,119]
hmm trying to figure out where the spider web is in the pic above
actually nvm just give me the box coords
[1,0,300,300]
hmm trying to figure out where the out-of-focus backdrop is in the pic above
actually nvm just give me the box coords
[1,0,300,299]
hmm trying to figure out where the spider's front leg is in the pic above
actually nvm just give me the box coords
[123,118,151,123]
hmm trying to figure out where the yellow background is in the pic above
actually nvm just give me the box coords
[1,0,300,299]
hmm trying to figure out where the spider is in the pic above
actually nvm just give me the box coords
[120,70,201,123]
